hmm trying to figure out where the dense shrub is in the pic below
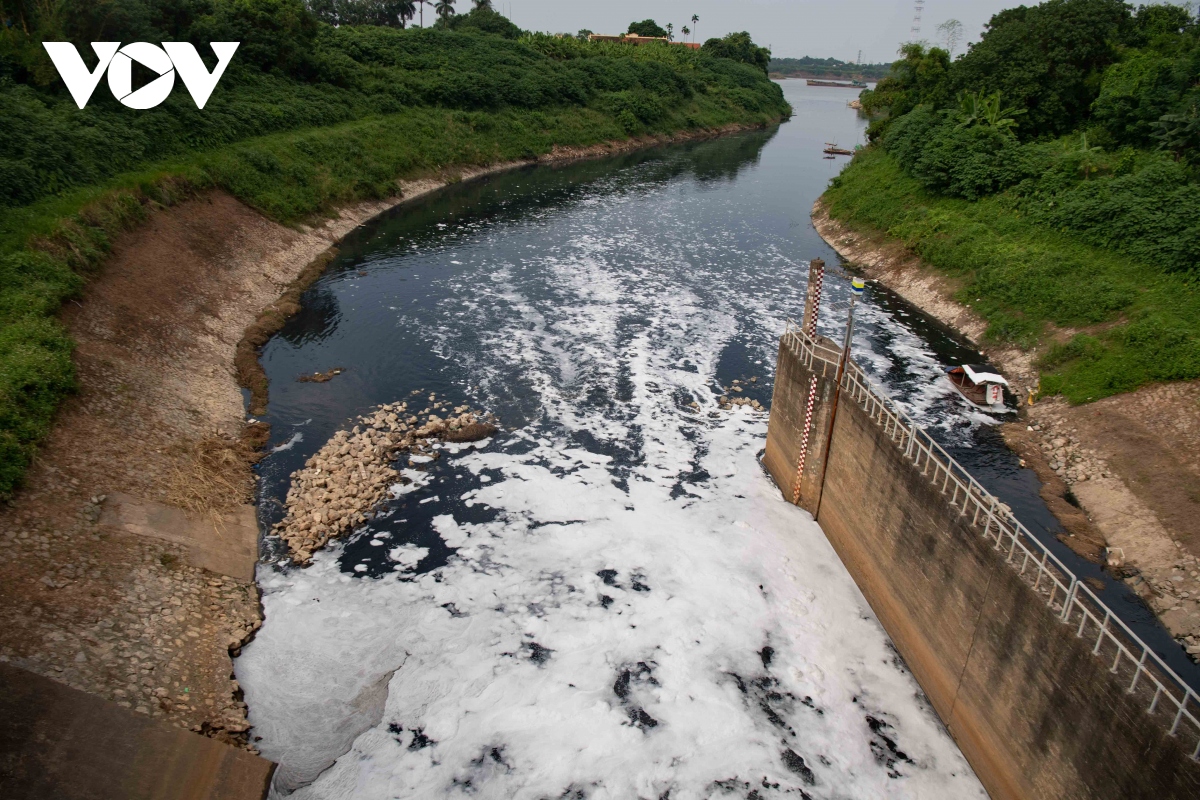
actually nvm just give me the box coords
[883,106,1030,199]
[0,21,784,212]
[824,148,1200,403]
[1024,159,1200,273]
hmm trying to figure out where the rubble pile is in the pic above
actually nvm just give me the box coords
[273,396,497,563]
[717,377,765,412]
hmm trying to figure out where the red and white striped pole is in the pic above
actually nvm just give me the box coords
[792,258,825,504]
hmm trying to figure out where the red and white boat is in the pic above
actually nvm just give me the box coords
[945,365,1010,412]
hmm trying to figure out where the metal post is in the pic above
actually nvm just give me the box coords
[814,277,864,522]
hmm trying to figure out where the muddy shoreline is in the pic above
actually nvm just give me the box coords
[812,197,1200,660]
[0,121,778,753]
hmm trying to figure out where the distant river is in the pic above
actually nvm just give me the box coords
[237,80,1006,799]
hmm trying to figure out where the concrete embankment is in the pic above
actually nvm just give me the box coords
[764,324,1200,798]
[0,663,273,799]
[0,122,773,795]
[811,198,1200,662]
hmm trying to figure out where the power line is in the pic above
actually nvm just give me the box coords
[910,0,926,39]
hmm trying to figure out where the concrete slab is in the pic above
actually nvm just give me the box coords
[100,493,259,581]
[0,663,274,799]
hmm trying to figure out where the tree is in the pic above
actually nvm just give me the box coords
[691,14,699,42]
[949,0,1133,138]
[667,22,673,41]
[627,19,668,38]
[435,0,455,20]
[702,31,771,74]
[435,3,520,37]
[323,0,417,27]
[681,25,690,41]
[936,19,963,56]
[859,42,952,137]
[473,0,491,8]
[576,28,592,41]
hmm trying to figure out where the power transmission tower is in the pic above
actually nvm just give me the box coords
[857,49,862,64]
[910,0,925,40]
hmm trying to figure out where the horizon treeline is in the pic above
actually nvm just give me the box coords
[768,56,890,80]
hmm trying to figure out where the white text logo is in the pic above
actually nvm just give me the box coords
[42,42,240,110]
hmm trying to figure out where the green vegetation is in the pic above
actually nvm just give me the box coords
[830,0,1199,404]
[627,19,669,39]
[701,32,771,75]
[768,56,891,81]
[0,0,787,496]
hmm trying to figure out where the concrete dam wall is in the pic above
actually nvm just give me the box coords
[764,322,1200,799]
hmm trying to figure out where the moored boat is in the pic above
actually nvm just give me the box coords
[946,364,1011,412]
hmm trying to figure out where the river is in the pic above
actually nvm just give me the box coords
[236,80,1015,799]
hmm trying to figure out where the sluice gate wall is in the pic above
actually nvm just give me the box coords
[764,322,1200,799]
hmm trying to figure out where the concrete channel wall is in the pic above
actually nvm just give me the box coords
[0,663,274,800]
[764,325,1200,799]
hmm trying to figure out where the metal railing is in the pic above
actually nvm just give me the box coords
[782,320,1200,758]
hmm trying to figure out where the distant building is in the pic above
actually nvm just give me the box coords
[588,33,700,49]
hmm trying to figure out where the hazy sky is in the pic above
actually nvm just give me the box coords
[490,1,1024,64]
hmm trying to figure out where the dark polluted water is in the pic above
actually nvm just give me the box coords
[235,81,1186,799]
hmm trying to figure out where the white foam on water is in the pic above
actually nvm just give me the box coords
[237,164,987,799]
[272,432,304,453]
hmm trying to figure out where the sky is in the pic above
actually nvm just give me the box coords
[489,0,1025,64]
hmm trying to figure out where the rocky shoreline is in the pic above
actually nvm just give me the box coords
[811,197,1200,662]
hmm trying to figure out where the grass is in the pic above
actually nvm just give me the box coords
[823,147,1200,404]
[0,97,784,498]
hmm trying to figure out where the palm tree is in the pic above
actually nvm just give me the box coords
[435,0,455,20]
[417,0,426,26]
[691,14,699,42]
[681,25,690,41]
[667,22,673,40]
[473,0,492,8]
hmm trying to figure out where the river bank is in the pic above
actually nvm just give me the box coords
[0,123,778,751]
[812,197,1200,661]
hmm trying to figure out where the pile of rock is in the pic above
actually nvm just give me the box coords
[1132,553,1200,661]
[718,377,765,412]
[719,395,765,412]
[273,396,497,564]
[1027,422,1109,485]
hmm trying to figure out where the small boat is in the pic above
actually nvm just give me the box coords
[946,364,1011,411]
[806,78,868,88]
[823,146,855,156]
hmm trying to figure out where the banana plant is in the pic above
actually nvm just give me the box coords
[956,90,1024,133]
